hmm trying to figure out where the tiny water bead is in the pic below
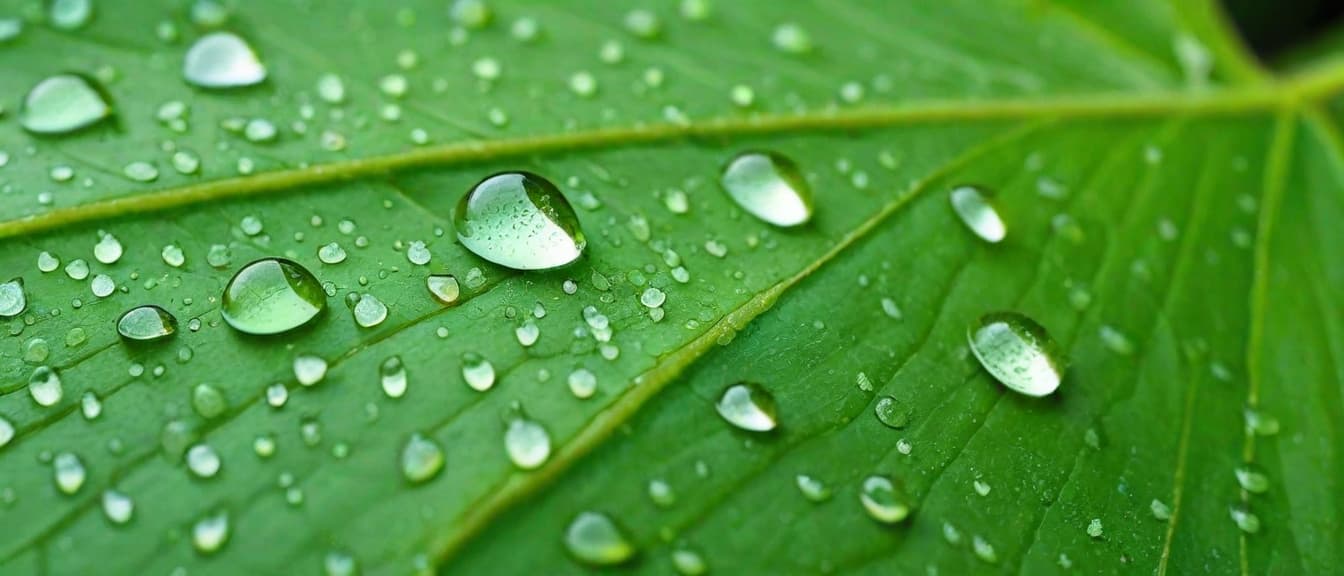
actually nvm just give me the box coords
[720,151,813,227]
[54,452,87,494]
[401,433,445,483]
[426,274,460,305]
[454,171,587,270]
[567,368,597,399]
[186,444,222,478]
[949,185,1006,243]
[117,305,178,342]
[968,312,1066,397]
[795,474,832,502]
[874,395,911,429]
[504,417,552,470]
[859,475,911,524]
[462,353,496,391]
[20,74,112,134]
[30,366,63,406]
[193,511,231,554]
[184,32,266,88]
[1235,464,1270,493]
[715,382,778,432]
[221,258,326,335]
[564,512,635,567]
[380,356,407,398]
[0,278,25,317]
[102,490,135,525]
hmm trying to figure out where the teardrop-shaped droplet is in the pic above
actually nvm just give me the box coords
[967,312,1066,397]
[454,171,586,270]
[20,74,112,135]
[380,355,407,398]
[504,417,551,470]
[1235,464,1270,494]
[860,474,911,524]
[795,474,832,502]
[221,258,326,335]
[426,274,460,305]
[184,32,266,88]
[720,151,813,227]
[715,382,778,432]
[53,452,86,494]
[461,353,496,391]
[102,489,135,524]
[950,185,1006,243]
[192,511,230,554]
[117,305,178,342]
[874,395,911,429]
[29,366,63,406]
[400,433,444,484]
[352,293,388,328]
[0,278,25,318]
[564,511,635,567]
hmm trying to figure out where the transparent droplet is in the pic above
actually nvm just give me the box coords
[720,151,813,227]
[504,417,551,470]
[874,395,911,429]
[568,71,598,97]
[639,287,666,308]
[94,233,123,264]
[968,312,1066,397]
[186,444,221,478]
[1230,505,1260,534]
[715,382,778,432]
[795,474,832,502]
[0,278,25,317]
[293,355,328,386]
[406,241,431,265]
[859,475,911,524]
[401,433,444,483]
[316,73,346,103]
[192,384,227,419]
[455,171,586,270]
[380,355,407,398]
[53,452,86,494]
[0,416,13,449]
[324,551,358,576]
[567,368,597,399]
[426,274,460,305]
[221,258,326,335]
[1235,464,1270,493]
[671,548,707,576]
[123,161,159,183]
[972,535,998,563]
[461,353,496,391]
[80,391,102,420]
[65,258,90,280]
[117,305,177,342]
[265,384,288,408]
[102,489,134,524]
[1150,499,1172,521]
[38,252,61,273]
[564,512,635,566]
[192,511,230,554]
[184,32,266,88]
[950,185,1006,243]
[317,242,347,264]
[450,0,492,28]
[772,23,812,54]
[29,366,63,407]
[20,74,112,135]
[49,0,93,30]
[352,293,388,328]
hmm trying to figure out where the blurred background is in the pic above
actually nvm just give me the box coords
[1226,0,1343,59]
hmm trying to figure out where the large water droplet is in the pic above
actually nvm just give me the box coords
[720,151,813,227]
[221,258,326,335]
[504,417,551,470]
[192,511,230,554]
[967,312,1066,397]
[426,274,460,305]
[352,293,388,328]
[184,32,266,88]
[294,354,328,386]
[715,382,778,432]
[949,185,1006,243]
[20,74,112,134]
[117,305,178,342]
[29,366,63,406]
[454,171,586,270]
[401,433,444,484]
[859,475,911,524]
[564,512,635,566]
[0,278,25,317]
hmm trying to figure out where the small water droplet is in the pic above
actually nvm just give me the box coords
[1229,505,1260,534]
[20,74,112,134]
[184,32,266,88]
[720,151,813,227]
[795,474,832,502]
[293,355,328,386]
[192,511,230,554]
[772,23,812,54]
[1150,499,1172,521]
[123,161,159,182]
[671,547,707,575]
[53,452,86,494]
[450,0,492,28]
[29,366,63,407]
[0,279,25,317]
[968,312,1066,397]
[426,274,460,305]
[1234,464,1269,493]
[49,0,94,30]
[859,475,910,524]
[102,489,134,524]
[462,353,495,391]
[515,320,540,347]
[715,382,778,432]
[80,391,102,420]
[455,171,586,270]
[406,241,432,265]
[1099,325,1134,356]
[221,258,326,335]
[567,368,597,399]
[564,512,635,566]
[94,233,123,264]
[950,185,1006,243]
[192,384,227,419]
[504,417,551,470]
[1086,518,1103,538]
[381,356,407,398]
[352,293,388,328]
[0,417,14,449]
[186,444,221,478]
[324,551,358,576]
[873,396,911,429]
[972,535,998,563]
[117,305,177,342]
[401,433,444,483]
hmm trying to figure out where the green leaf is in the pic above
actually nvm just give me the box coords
[0,1,1341,575]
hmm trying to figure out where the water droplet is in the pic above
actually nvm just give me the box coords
[316,73,346,103]
[324,551,358,576]
[1150,499,1172,521]
[192,384,227,419]
[564,512,634,566]
[950,185,1006,243]
[265,384,288,408]
[972,535,998,563]
[186,444,221,478]
[54,452,86,494]
[123,161,159,182]
[0,417,13,449]
[381,356,407,398]
[80,391,102,420]
[117,305,177,341]
[568,71,598,97]
[504,417,551,470]
[1234,464,1269,493]
[65,258,90,280]
[623,9,661,38]
[161,244,186,267]
[1229,505,1260,534]
[49,0,93,29]
[406,241,431,265]
[94,233,123,264]
[859,475,910,524]
[715,382,778,432]
[720,151,813,227]
[243,119,276,143]
[352,293,388,328]
[102,489,134,524]
[1086,518,1103,538]
[29,366,63,406]
[461,353,496,391]
[92,275,115,297]
[795,474,832,502]
[873,396,911,429]
[37,252,60,273]
[20,74,112,134]
[192,511,230,554]
[450,0,492,28]
[640,287,666,308]
[221,258,326,335]
[401,433,444,483]
[671,548,707,575]
[568,368,597,399]
[293,355,328,386]
[1099,325,1134,356]
[426,274,460,305]
[0,279,25,317]
[455,171,586,270]
[772,23,812,54]
[184,32,266,88]
[253,434,276,458]
[968,312,1066,397]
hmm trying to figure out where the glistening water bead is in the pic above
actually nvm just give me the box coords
[20,74,112,134]
[221,258,326,335]
[454,171,587,270]
[719,151,814,227]
[183,32,267,88]
[117,305,178,342]
[564,512,635,566]
[967,312,1066,397]
[715,382,779,432]
[949,185,1006,243]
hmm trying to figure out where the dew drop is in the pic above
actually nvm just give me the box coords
[316,73,346,103]
[504,417,551,470]
[426,274,460,305]
[0,417,13,449]
[455,171,586,270]
[0,278,25,318]
[53,452,86,494]
[1234,464,1270,493]
[873,395,911,429]
[406,241,431,265]
[564,512,635,566]
[265,384,288,408]
[462,353,496,391]
[772,23,812,54]
[20,74,112,135]
[968,312,1066,397]
[94,233,123,264]
[65,258,90,280]
[671,548,707,575]
[221,258,326,335]
[1150,499,1172,521]
[117,305,178,342]
[90,274,114,297]
[123,161,159,183]
[720,151,813,227]
[80,391,102,420]
[102,489,134,524]
[49,0,93,30]
[567,368,597,399]
[192,511,230,554]
[380,355,407,398]
[950,185,1006,243]
[192,384,227,419]
[38,252,61,273]
[400,433,444,483]
[29,366,63,407]
[860,475,910,524]
[293,355,328,386]
[352,293,388,328]
[184,32,266,88]
[450,0,492,28]
[715,382,778,432]
[186,444,221,478]
[1230,505,1260,534]
[795,474,832,502]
